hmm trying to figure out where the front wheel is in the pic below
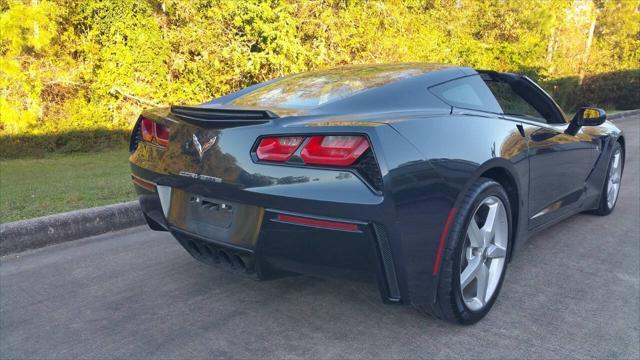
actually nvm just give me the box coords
[422,178,512,325]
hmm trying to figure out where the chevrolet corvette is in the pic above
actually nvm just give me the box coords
[129,64,625,324]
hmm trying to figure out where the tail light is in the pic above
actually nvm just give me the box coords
[256,136,304,161]
[301,136,370,166]
[141,118,155,142]
[254,134,382,190]
[139,117,170,148]
[256,135,370,166]
[155,123,170,146]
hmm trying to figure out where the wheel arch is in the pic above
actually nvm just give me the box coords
[452,159,524,260]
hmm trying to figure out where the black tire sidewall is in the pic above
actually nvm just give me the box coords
[438,178,512,324]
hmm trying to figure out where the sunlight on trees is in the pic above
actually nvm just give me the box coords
[0,0,638,142]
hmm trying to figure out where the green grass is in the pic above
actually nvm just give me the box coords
[0,149,136,223]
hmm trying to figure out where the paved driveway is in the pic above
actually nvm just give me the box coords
[1,117,638,359]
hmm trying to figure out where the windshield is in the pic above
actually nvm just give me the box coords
[231,64,448,109]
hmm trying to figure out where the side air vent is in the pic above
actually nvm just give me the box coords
[372,223,400,301]
[354,150,384,191]
[170,105,278,128]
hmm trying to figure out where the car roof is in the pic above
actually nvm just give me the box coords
[225,63,476,110]
[209,63,478,115]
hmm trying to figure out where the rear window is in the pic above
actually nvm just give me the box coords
[231,65,440,109]
[429,75,502,113]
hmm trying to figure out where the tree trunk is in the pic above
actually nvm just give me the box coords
[579,12,597,85]
[546,28,556,64]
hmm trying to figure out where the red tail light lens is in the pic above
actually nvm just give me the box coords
[300,135,370,166]
[155,123,170,146]
[257,136,304,161]
[139,117,170,147]
[141,117,154,142]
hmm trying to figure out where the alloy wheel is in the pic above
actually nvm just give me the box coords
[460,196,509,311]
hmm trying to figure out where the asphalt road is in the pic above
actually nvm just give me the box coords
[2,117,638,359]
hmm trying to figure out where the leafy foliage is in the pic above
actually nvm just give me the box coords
[0,0,638,157]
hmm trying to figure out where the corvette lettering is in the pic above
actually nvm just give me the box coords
[178,171,222,183]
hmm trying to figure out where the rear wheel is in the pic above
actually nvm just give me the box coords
[592,142,624,215]
[422,178,512,325]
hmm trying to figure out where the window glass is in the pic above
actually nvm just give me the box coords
[483,80,546,123]
[429,75,502,113]
[232,64,445,109]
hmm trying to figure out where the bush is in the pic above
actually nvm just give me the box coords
[1,0,638,159]
[0,129,130,159]
[542,70,640,114]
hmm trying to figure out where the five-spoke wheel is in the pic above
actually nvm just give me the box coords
[460,196,509,311]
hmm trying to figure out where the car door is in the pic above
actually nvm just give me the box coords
[481,73,599,229]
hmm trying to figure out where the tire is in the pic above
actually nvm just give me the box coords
[591,141,624,216]
[420,178,512,325]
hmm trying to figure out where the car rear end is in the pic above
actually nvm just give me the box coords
[129,105,405,302]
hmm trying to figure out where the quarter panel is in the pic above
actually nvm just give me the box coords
[389,114,529,193]
[387,114,529,304]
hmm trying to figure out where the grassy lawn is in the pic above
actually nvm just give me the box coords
[0,149,136,223]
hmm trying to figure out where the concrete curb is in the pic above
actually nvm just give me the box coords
[608,109,640,121]
[0,201,144,256]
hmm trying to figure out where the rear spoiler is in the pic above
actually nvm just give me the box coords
[170,105,279,128]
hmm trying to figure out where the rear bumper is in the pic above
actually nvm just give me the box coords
[133,169,402,303]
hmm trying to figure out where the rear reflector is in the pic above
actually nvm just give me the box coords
[256,136,304,161]
[276,214,359,232]
[131,174,156,192]
[300,135,370,166]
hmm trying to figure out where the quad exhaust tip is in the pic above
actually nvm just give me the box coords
[182,238,251,274]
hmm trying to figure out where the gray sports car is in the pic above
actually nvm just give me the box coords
[129,64,624,324]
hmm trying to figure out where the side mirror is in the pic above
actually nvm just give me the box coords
[566,107,606,135]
